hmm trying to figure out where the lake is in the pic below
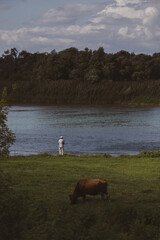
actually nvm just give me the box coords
[7,105,160,156]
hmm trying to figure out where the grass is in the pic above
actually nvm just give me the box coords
[0,153,160,240]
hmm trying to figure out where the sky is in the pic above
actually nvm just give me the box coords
[0,0,160,55]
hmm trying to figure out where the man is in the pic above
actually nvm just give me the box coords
[58,136,64,155]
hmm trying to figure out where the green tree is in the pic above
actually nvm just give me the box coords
[87,47,105,82]
[0,88,15,157]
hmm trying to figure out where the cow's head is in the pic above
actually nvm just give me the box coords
[69,194,77,204]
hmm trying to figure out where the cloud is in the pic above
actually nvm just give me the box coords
[99,6,143,19]
[30,36,75,46]
[67,24,106,34]
[0,26,76,52]
[91,1,144,23]
[89,0,160,44]
[143,7,159,26]
[116,0,143,6]
[35,3,101,26]
[0,1,160,54]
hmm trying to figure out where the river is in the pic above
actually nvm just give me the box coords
[7,105,160,156]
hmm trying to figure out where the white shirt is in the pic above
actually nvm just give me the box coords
[58,139,64,148]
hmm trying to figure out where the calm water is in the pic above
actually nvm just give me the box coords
[7,106,160,156]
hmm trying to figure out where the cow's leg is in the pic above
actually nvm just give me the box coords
[101,193,105,200]
[106,192,110,201]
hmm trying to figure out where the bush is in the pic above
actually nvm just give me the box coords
[0,88,15,157]
[137,150,160,158]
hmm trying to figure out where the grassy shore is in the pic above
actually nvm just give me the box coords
[0,153,160,240]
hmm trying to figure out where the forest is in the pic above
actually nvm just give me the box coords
[0,47,160,105]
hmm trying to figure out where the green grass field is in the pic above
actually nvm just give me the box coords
[0,153,160,240]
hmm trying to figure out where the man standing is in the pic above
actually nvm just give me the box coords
[58,136,64,155]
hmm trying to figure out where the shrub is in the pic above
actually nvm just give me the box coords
[137,150,160,158]
[0,88,15,157]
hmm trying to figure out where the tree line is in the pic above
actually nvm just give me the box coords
[0,47,160,105]
[1,47,160,83]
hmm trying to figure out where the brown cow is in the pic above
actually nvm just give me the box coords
[69,179,110,204]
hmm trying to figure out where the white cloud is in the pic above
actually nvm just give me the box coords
[93,4,143,21]
[0,26,76,52]
[30,36,75,46]
[67,24,106,34]
[116,0,141,6]
[0,30,18,44]
[118,25,146,39]
[118,26,129,37]
[36,3,100,25]
[89,0,160,45]
[0,22,106,45]
[0,1,160,54]
[143,7,159,26]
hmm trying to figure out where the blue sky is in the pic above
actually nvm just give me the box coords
[0,0,160,55]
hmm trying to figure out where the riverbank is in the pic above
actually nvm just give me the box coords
[10,149,137,157]
[0,153,160,240]
[9,102,160,108]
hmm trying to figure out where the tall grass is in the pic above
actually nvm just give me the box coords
[3,79,160,105]
[0,153,160,240]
